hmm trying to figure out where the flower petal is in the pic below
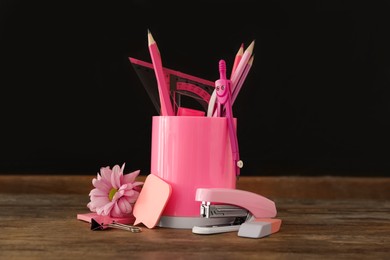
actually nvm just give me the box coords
[119,183,129,190]
[117,198,132,214]
[111,203,123,217]
[96,207,105,216]
[120,163,126,173]
[132,181,144,187]
[89,188,107,197]
[124,191,140,204]
[96,204,109,216]
[123,189,135,197]
[112,188,124,202]
[87,202,96,212]
[111,165,123,189]
[100,166,112,183]
[102,201,115,216]
[88,197,110,210]
[92,178,110,192]
[123,170,141,184]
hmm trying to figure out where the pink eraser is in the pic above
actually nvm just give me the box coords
[253,218,282,234]
[133,174,172,229]
[238,218,282,238]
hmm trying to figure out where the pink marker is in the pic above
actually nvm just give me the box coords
[215,59,243,176]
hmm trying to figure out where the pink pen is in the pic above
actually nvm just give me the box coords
[215,60,243,176]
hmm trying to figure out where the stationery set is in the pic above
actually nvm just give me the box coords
[78,30,281,239]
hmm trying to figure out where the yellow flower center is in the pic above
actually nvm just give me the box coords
[108,188,118,201]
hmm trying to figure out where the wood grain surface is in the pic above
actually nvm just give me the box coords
[0,175,389,259]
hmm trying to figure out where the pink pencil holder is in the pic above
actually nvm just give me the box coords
[150,116,237,228]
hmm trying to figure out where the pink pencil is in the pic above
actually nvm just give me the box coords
[231,40,255,93]
[147,30,174,116]
[232,55,254,104]
[230,43,244,79]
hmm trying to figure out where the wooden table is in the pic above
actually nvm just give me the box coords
[0,175,389,259]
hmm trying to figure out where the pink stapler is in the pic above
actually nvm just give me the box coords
[192,188,281,238]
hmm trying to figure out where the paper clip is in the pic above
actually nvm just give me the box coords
[91,218,142,233]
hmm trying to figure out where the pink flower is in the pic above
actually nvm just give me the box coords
[87,163,143,218]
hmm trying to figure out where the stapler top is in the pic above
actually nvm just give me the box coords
[195,188,277,218]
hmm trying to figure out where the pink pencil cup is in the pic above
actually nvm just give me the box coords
[150,116,237,228]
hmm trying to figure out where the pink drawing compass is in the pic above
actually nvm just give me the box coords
[215,59,243,177]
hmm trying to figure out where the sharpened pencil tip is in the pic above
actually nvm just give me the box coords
[237,43,244,55]
[148,30,155,45]
[246,40,255,54]
[248,55,254,65]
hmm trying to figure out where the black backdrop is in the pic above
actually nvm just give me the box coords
[1,1,389,176]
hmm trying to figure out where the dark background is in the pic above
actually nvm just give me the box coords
[1,1,389,176]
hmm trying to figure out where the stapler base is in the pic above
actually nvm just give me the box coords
[158,216,236,229]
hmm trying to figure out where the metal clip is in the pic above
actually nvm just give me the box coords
[91,218,142,233]
[107,222,142,233]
